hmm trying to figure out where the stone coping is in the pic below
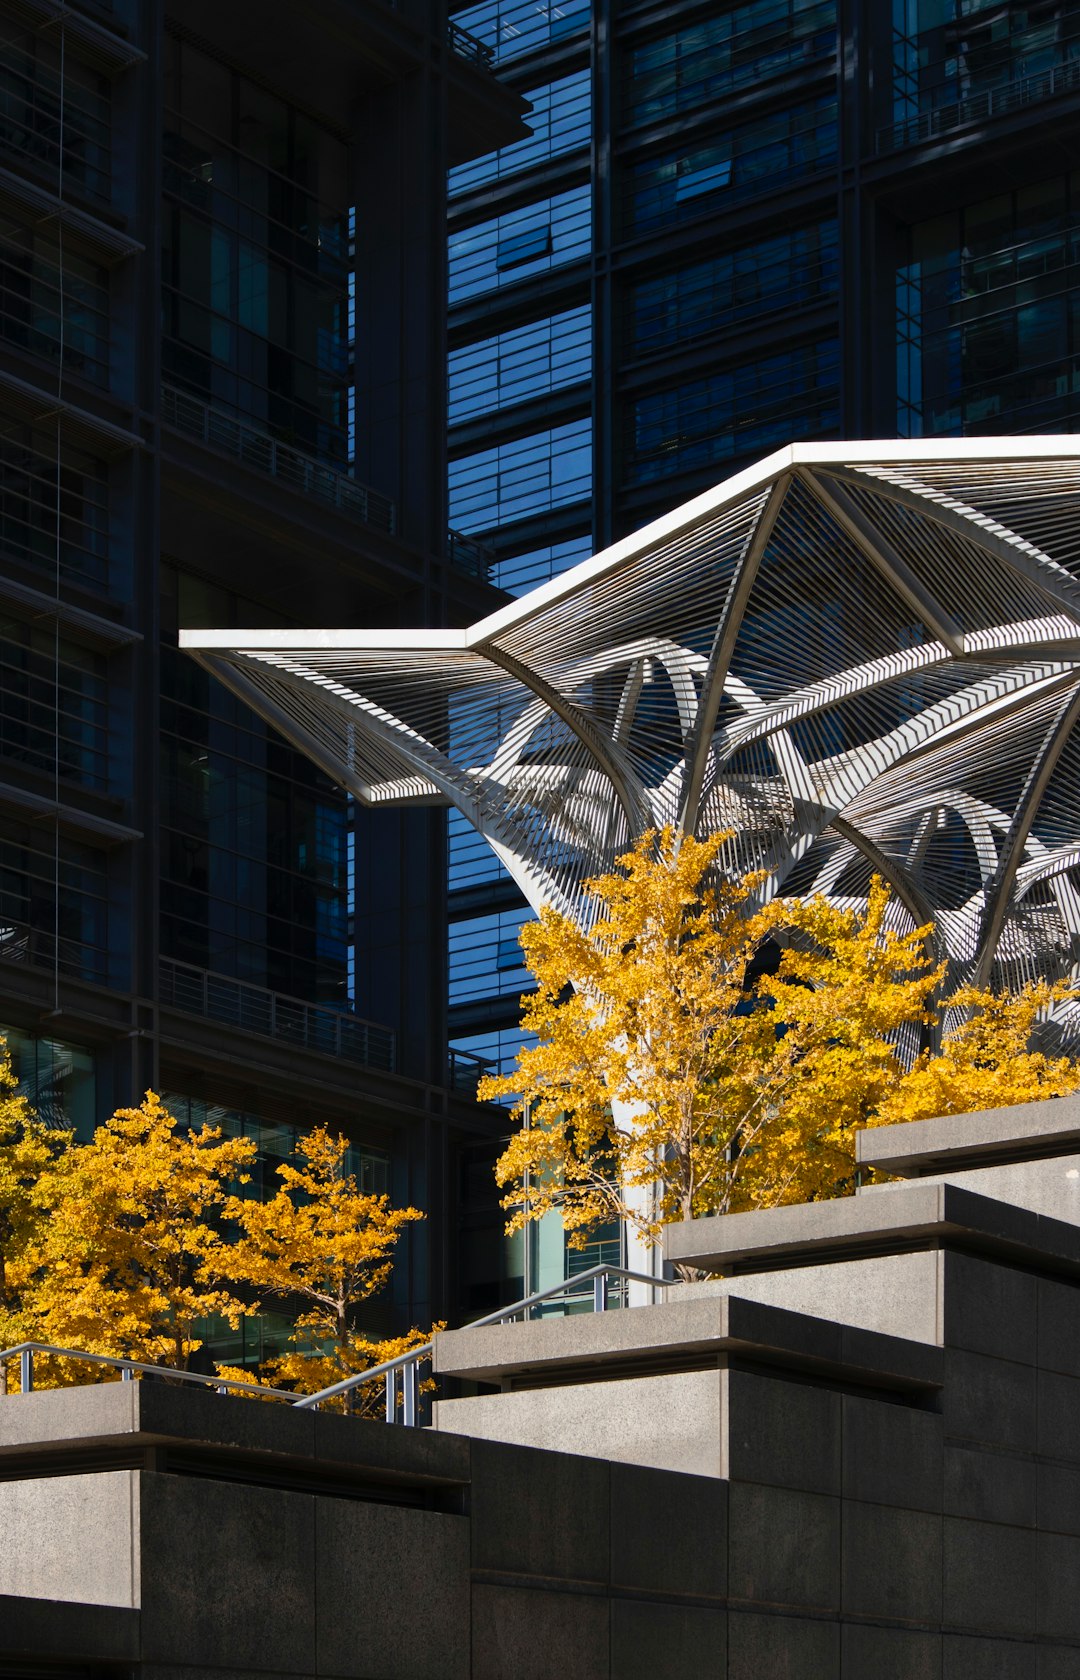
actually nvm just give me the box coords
[855,1094,1080,1177]
[432,1289,942,1391]
[663,1181,1080,1278]
[0,1381,470,1486]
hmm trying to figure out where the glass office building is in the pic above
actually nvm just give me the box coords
[448,0,1080,1309]
[0,0,523,1338]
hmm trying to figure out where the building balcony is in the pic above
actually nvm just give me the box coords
[159,956,396,1073]
[880,47,1080,154]
[448,19,494,69]
[161,385,396,536]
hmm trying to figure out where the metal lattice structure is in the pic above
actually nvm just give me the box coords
[182,440,1080,1040]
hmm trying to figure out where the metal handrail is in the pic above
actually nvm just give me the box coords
[159,957,397,1072]
[1,1264,679,1423]
[0,1341,296,1401]
[447,20,494,69]
[161,384,396,535]
[879,53,1080,154]
[291,1262,677,1418]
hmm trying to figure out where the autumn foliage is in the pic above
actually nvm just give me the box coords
[480,827,1080,1248]
[218,1125,434,1414]
[0,1089,430,1403]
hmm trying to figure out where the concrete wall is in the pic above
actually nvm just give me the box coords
[690,1249,944,1345]
[862,1149,1080,1226]
[0,1469,140,1608]
[436,1368,727,1477]
[8,1103,1080,1675]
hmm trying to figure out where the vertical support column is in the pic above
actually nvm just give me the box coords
[402,1359,418,1427]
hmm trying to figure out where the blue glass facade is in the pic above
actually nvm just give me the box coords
[449,185,591,302]
[627,221,839,355]
[622,97,838,233]
[622,1,837,121]
[626,340,841,484]
[447,0,1080,1314]
[897,173,1080,437]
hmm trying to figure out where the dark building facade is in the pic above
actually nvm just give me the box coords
[0,0,523,1344]
[446,0,1080,1305]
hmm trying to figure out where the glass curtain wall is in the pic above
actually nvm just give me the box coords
[161,36,350,463]
[897,172,1080,435]
[447,0,595,1092]
[160,565,349,1009]
[159,40,352,1017]
[886,0,1080,150]
[0,10,135,1016]
[448,0,852,1310]
[448,0,597,1309]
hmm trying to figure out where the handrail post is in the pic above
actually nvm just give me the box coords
[121,1365,134,1382]
[594,1273,608,1313]
[385,1366,397,1423]
[402,1358,418,1427]
[19,1348,32,1393]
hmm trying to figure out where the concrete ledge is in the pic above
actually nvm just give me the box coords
[856,1095,1080,1177]
[664,1182,1080,1277]
[435,1369,729,1477]
[432,1290,942,1390]
[0,1382,470,1489]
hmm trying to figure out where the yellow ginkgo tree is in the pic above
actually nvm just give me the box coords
[218,1125,434,1413]
[20,1091,257,1376]
[480,827,1080,1249]
[876,978,1080,1126]
[0,1044,67,1365]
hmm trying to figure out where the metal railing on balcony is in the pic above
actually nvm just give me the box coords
[448,19,495,68]
[447,527,494,582]
[880,52,1080,153]
[161,385,396,536]
[447,1044,497,1095]
[159,957,396,1072]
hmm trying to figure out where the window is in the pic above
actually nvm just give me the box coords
[625,340,840,485]
[162,37,350,464]
[0,39,111,203]
[451,70,591,195]
[491,533,593,596]
[897,174,1080,436]
[449,418,592,532]
[627,221,839,356]
[623,98,837,234]
[674,159,732,202]
[0,421,110,595]
[162,571,350,1007]
[449,909,536,1004]
[449,306,591,422]
[0,618,111,791]
[0,215,109,386]
[0,814,117,987]
[496,227,553,270]
[451,0,590,64]
[886,0,1080,148]
[450,186,591,302]
[624,1,837,127]
[2,1027,96,1139]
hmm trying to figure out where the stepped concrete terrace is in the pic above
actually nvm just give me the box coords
[7,1096,1080,1675]
[432,1094,1080,1674]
